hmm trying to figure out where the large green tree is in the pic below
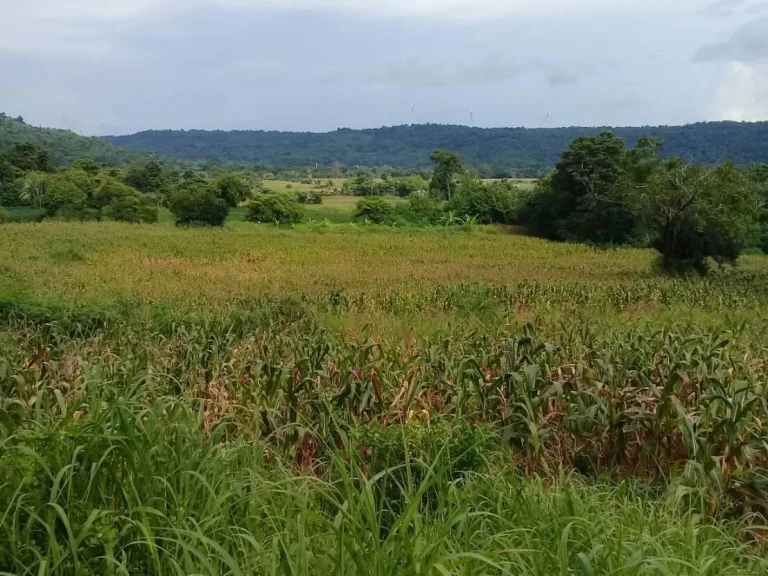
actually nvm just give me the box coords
[638,159,753,274]
[429,150,463,200]
[523,132,639,244]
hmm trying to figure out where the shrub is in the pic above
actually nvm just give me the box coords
[214,173,251,206]
[395,192,442,225]
[0,179,21,206]
[391,175,429,197]
[0,207,8,223]
[355,196,395,224]
[41,180,90,219]
[101,193,158,223]
[94,178,158,223]
[168,182,229,226]
[447,179,519,224]
[245,193,304,224]
[297,190,323,205]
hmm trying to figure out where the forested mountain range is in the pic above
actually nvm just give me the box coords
[101,121,768,175]
[4,112,768,174]
[0,114,148,167]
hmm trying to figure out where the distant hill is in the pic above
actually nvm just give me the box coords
[101,121,768,174]
[0,113,148,167]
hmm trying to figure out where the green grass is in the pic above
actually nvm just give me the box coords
[1,219,767,574]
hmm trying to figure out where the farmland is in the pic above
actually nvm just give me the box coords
[1,215,768,575]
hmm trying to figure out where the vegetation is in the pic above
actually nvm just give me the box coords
[447,177,520,224]
[101,121,768,174]
[0,220,767,574]
[520,133,766,274]
[245,192,305,224]
[0,113,148,166]
[168,179,229,226]
[355,196,395,223]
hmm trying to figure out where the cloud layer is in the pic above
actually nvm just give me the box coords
[0,0,762,133]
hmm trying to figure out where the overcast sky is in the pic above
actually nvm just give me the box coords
[1,0,767,135]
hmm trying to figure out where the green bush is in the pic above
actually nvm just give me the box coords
[355,196,395,224]
[101,193,158,224]
[41,180,90,219]
[245,193,304,224]
[393,192,442,225]
[447,179,519,224]
[214,173,251,206]
[0,207,8,223]
[297,190,323,204]
[0,179,21,206]
[168,182,229,226]
[94,178,158,223]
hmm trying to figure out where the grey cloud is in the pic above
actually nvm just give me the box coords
[546,73,578,86]
[695,17,768,61]
[611,96,644,110]
[746,2,768,14]
[233,60,289,81]
[371,55,525,87]
[702,0,748,16]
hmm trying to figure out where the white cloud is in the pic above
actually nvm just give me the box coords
[718,62,768,120]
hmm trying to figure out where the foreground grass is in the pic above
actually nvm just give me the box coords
[2,384,765,575]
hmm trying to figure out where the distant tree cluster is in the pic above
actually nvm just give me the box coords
[0,142,157,222]
[343,174,429,197]
[102,121,768,174]
[519,132,768,274]
[2,128,767,277]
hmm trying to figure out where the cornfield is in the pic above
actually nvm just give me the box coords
[1,222,767,574]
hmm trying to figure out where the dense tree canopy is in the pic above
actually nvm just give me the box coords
[102,121,768,174]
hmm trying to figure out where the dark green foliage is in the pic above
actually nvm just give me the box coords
[124,159,168,196]
[214,172,251,206]
[0,114,147,166]
[40,179,89,219]
[101,121,768,172]
[390,175,428,197]
[168,181,229,226]
[523,133,640,244]
[4,142,53,172]
[296,190,323,204]
[56,168,99,199]
[0,177,21,206]
[346,174,378,196]
[70,158,104,175]
[355,196,395,224]
[95,178,158,223]
[398,192,442,224]
[447,178,520,224]
[0,207,8,223]
[430,149,463,200]
[245,192,304,224]
[642,161,752,275]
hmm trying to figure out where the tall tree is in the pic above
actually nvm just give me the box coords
[523,132,639,244]
[639,159,752,274]
[429,150,463,200]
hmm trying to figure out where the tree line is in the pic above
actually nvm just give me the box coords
[102,121,768,176]
[2,133,767,275]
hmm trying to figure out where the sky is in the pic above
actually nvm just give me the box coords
[1,0,767,135]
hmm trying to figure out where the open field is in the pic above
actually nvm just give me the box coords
[1,218,768,574]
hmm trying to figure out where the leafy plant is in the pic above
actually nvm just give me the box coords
[355,196,395,224]
[168,181,230,226]
[245,192,304,224]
